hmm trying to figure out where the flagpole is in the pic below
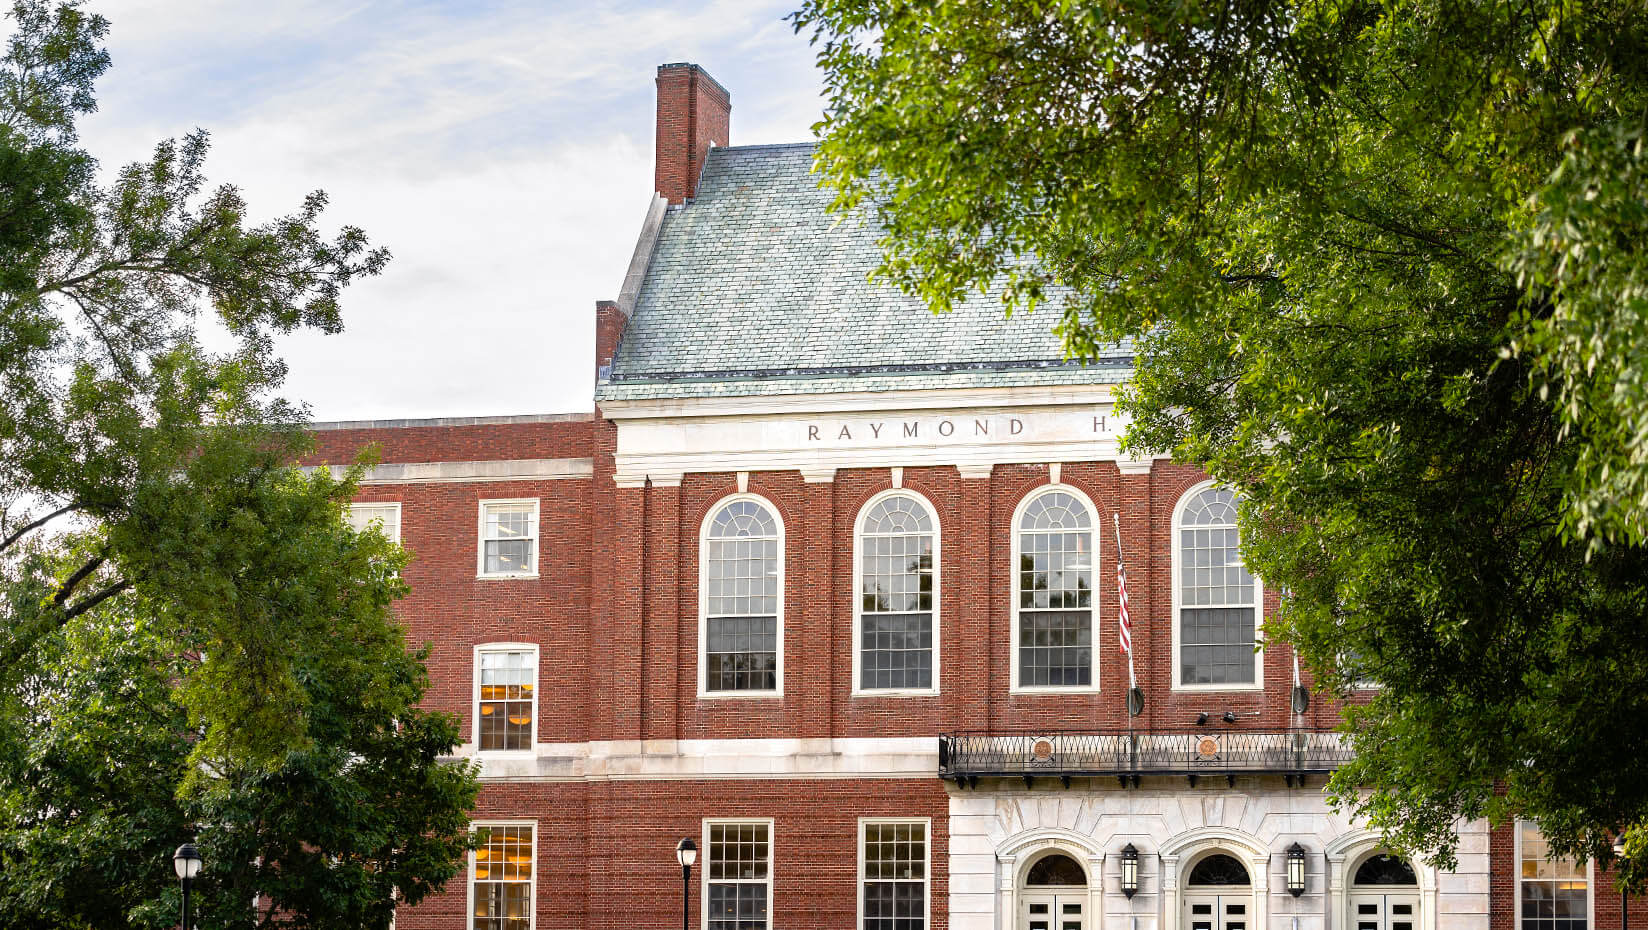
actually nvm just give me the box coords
[1112,512,1136,690]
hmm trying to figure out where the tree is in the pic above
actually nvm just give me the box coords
[0,0,386,762]
[793,0,1648,882]
[0,0,480,923]
[0,475,478,929]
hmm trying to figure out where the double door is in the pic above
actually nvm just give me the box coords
[1351,893,1420,930]
[1021,892,1087,930]
[1184,893,1252,930]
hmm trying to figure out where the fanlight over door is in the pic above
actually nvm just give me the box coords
[1350,854,1421,930]
[1021,854,1088,930]
[1185,854,1254,930]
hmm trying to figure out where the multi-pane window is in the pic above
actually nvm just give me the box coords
[1177,486,1259,686]
[706,821,771,930]
[476,647,535,751]
[479,500,538,577]
[703,498,781,693]
[858,495,936,692]
[862,820,927,930]
[1520,823,1589,930]
[471,823,533,930]
[347,502,401,543]
[1016,490,1094,688]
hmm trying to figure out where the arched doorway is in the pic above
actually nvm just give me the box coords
[1349,854,1421,930]
[1020,852,1089,930]
[1183,853,1254,930]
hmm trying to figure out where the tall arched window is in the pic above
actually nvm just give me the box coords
[855,491,938,693]
[1014,488,1097,689]
[701,496,782,695]
[1174,483,1262,688]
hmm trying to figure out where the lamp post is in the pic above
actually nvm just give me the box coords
[1286,843,1307,898]
[1614,834,1628,930]
[676,837,698,930]
[172,843,202,930]
[1121,843,1140,899]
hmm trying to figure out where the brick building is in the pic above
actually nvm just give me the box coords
[307,63,1641,930]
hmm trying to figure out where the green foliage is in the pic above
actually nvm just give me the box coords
[0,526,478,929]
[795,0,1648,885]
[0,1,479,923]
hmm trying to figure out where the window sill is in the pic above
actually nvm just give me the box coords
[851,688,940,698]
[476,572,540,580]
[697,690,785,700]
[1171,682,1264,692]
[1010,685,1103,695]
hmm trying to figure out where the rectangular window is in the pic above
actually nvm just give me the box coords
[1178,519,1257,685]
[476,647,536,751]
[706,821,771,930]
[347,502,401,543]
[1520,823,1589,930]
[471,823,533,930]
[859,508,935,691]
[479,500,538,577]
[1018,530,1093,687]
[861,820,928,930]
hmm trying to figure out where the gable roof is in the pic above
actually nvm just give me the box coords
[594,143,1130,402]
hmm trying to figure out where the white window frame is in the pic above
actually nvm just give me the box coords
[472,643,539,754]
[347,501,402,543]
[857,817,932,930]
[698,493,785,699]
[1009,483,1102,694]
[702,817,775,930]
[477,498,540,579]
[852,488,941,697]
[1171,479,1265,692]
[468,819,536,930]
[1515,821,1595,930]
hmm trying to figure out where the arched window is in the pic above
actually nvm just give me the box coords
[701,496,782,694]
[855,492,938,692]
[1026,853,1088,886]
[1174,484,1262,688]
[1353,854,1418,886]
[1188,854,1252,886]
[1014,488,1096,689]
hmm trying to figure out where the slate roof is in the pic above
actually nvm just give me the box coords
[594,143,1131,402]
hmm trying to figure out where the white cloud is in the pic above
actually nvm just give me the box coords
[75,0,824,419]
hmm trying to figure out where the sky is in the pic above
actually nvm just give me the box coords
[78,0,828,421]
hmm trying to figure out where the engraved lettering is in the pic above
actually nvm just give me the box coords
[1094,416,1108,433]
[904,422,919,438]
[938,420,955,437]
[975,419,989,436]
[838,425,853,440]
[1010,418,1024,435]
[870,422,883,438]
[808,425,820,441]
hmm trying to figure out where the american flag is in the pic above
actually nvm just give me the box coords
[1116,530,1133,654]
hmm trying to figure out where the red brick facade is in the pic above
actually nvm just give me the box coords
[295,58,1636,930]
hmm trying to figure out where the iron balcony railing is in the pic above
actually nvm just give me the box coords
[937,729,1353,781]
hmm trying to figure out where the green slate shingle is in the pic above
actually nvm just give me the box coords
[595,143,1129,402]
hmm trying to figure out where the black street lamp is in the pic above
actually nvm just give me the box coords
[1121,843,1140,899]
[1614,834,1628,930]
[1286,843,1307,898]
[173,843,202,930]
[676,837,698,930]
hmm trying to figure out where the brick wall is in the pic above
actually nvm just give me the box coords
[394,778,948,930]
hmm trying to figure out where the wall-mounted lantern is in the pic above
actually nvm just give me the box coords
[1121,843,1140,899]
[1286,842,1307,897]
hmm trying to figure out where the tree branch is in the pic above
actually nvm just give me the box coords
[59,577,130,622]
[0,502,81,554]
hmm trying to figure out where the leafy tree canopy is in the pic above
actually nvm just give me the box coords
[0,484,478,930]
[0,0,387,766]
[0,2,479,924]
[794,0,1648,883]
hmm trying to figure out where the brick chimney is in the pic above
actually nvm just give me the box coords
[654,63,730,204]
